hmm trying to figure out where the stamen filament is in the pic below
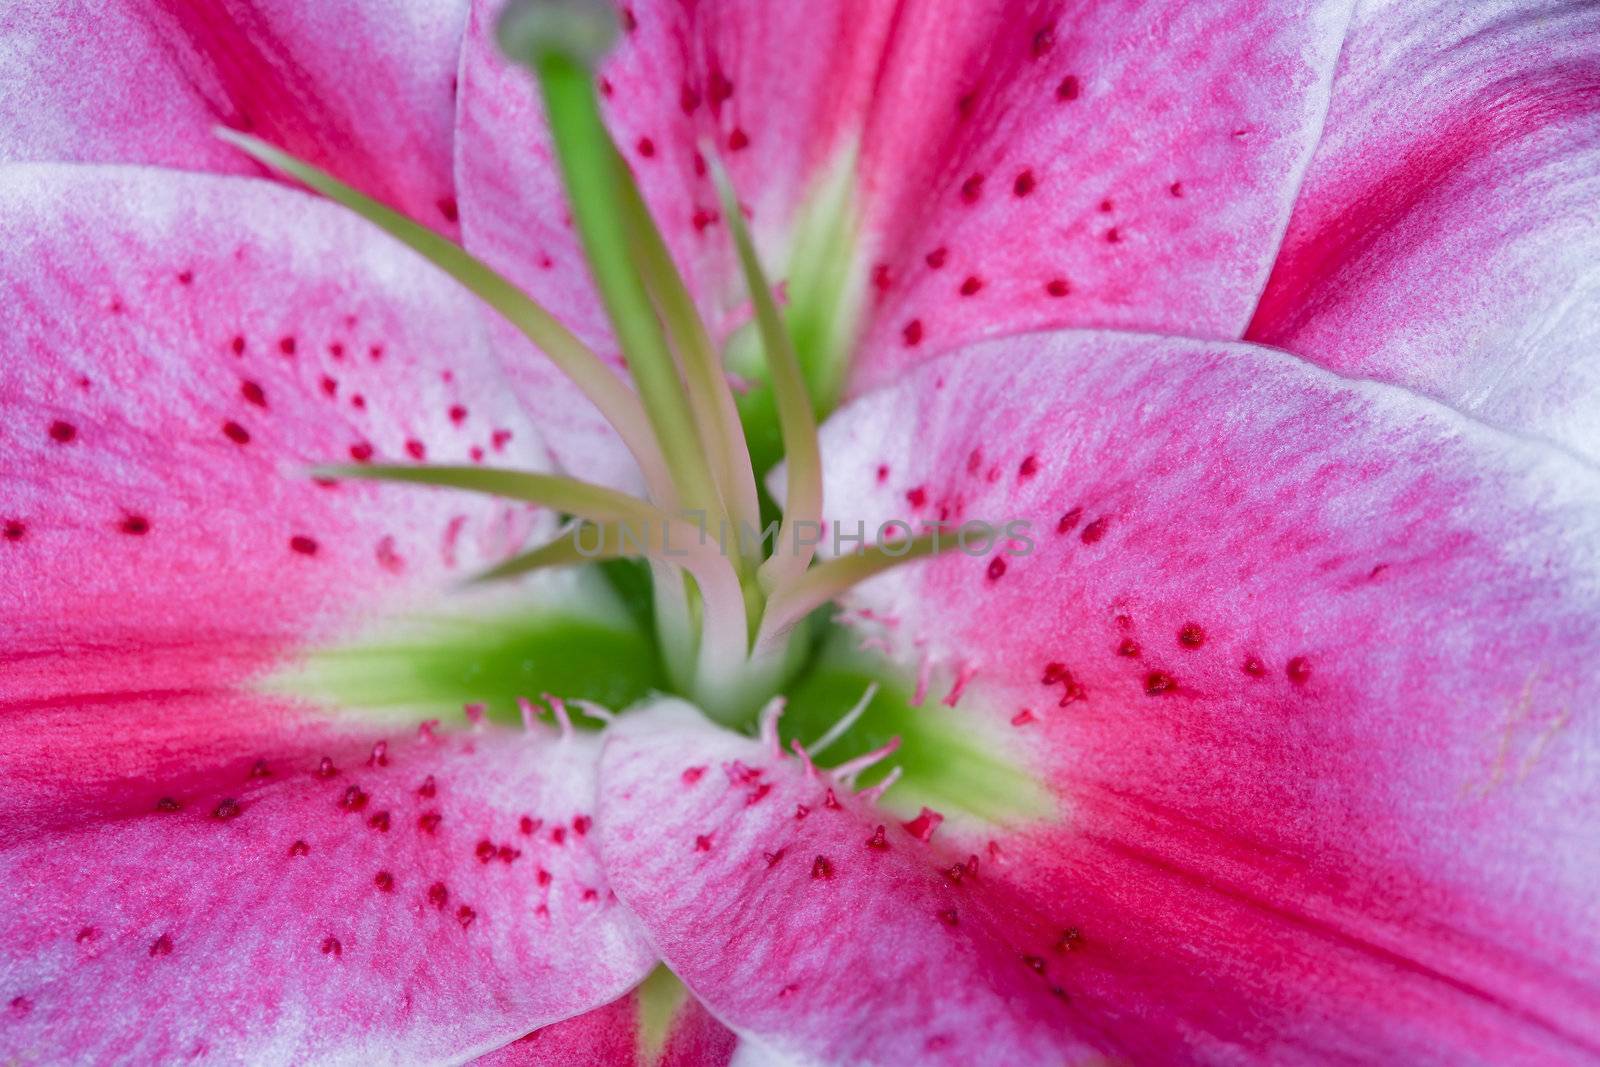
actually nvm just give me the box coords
[757,532,979,650]
[615,156,763,572]
[708,155,824,592]
[218,130,674,504]
[322,463,748,699]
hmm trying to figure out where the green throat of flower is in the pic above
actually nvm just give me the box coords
[224,0,967,727]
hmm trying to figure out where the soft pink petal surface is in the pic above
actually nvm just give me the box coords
[0,164,537,778]
[810,332,1600,1063]
[2,721,654,1063]
[598,702,1089,1066]
[0,166,654,1059]
[1248,0,1600,462]
[852,0,1352,388]
[474,979,736,1067]
[0,0,466,229]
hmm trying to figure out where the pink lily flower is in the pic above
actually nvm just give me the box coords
[3,0,1598,1063]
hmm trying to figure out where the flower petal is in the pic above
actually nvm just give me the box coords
[1248,0,1600,462]
[2,717,654,1063]
[851,0,1353,390]
[808,331,1600,1062]
[597,700,1091,1065]
[0,165,657,1057]
[474,969,737,1066]
[0,163,539,760]
[0,0,465,229]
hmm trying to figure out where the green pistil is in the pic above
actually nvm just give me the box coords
[519,47,724,528]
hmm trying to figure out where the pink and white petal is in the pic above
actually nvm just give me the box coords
[598,701,1092,1066]
[0,0,466,230]
[474,975,736,1066]
[0,162,546,810]
[851,0,1353,390]
[810,332,1600,1063]
[1247,0,1600,462]
[454,0,897,487]
[1,719,655,1063]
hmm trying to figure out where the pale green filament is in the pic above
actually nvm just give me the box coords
[757,532,979,651]
[707,155,824,593]
[615,157,762,575]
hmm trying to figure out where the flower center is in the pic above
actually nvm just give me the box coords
[228,0,968,727]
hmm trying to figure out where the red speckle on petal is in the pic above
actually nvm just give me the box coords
[374,870,395,892]
[418,811,442,835]
[1018,454,1039,478]
[230,335,246,356]
[405,439,426,461]
[1080,517,1110,543]
[810,855,834,879]
[427,883,449,909]
[75,926,96,944]
[987,556,1007,581]
[925,247,948,269]
[367,811,391,832]
[695,834,712,852]
[448,405,468,425]
[149,934,173,957]
[457,906,477,927]
[1243,656,1266,677]
[902,319,924,347]
[1117,638,1141,658]
[240,380,266,407]
[475,839,496,863]
[1011,708,1037,726]
[316,756,338,779]
[1031,25,1055,57]
[1144,671,1177,695]
[937,908,959,927]
[960,174,984,204]
[278,336,296,356]
[119,514,151,536]
[1056,508,1082,534]
[3,521,24,541]
[288,839,310,857]
[681,766,706,785]
[338,785,368,812]
[866,826,890,851]
[1287,656,1313,684]
[417,775,437,798]
[48,420,77,444]
[1170,181,1185,198]
[636,136,655,158]
[959,276,983,297]
[222,421,251,446]
[320,936,342,957]
[289,535,319,557]
[906,486,927,508]
[1046,278,1071,298]
[680,84,700,115]
[1106,227,1122,244]
[728,128,750,151]
[437,196,459,223]
[1056,75,1080,101]
[211,798,241,821]
[1179,623,1206,649]
[1013,170,1037,197]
